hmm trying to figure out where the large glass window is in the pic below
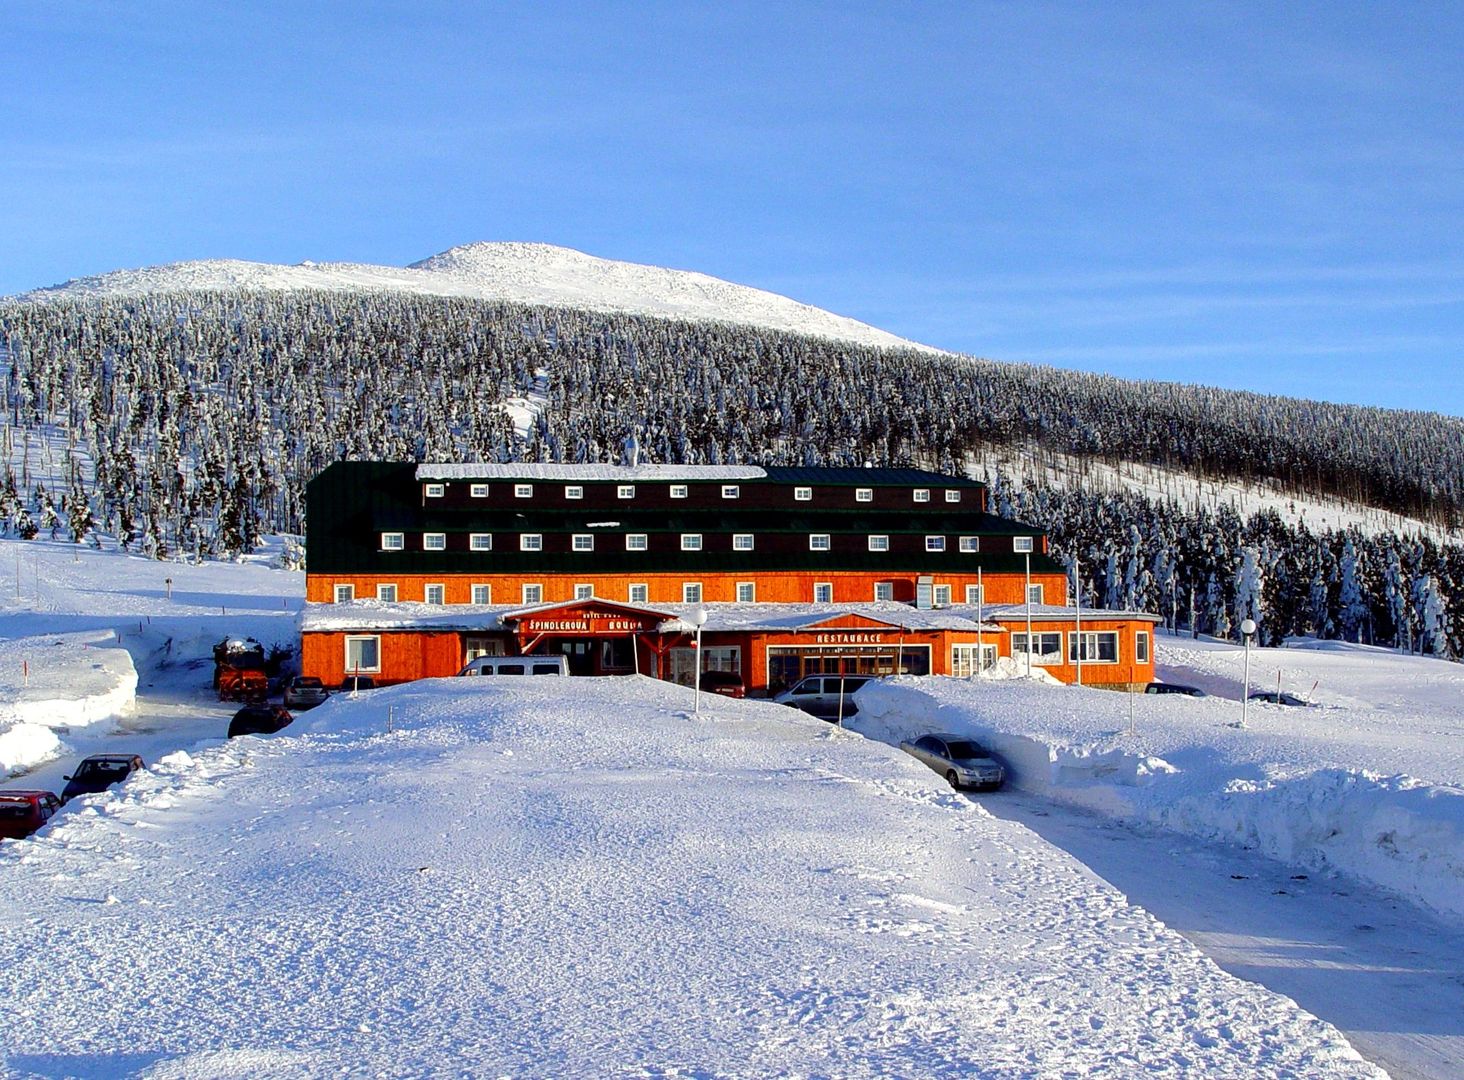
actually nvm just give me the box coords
[1070,631,1119,663]
[344,635,380,673]
[1012,632,1063,665]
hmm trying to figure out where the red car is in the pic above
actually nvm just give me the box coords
[0,790,62,840]
[699,671,746,698]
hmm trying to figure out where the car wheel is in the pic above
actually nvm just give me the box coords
[946,770,963,791]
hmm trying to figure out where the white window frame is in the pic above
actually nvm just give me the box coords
[423,532,446,551]
[564,485,583,500]
[1027,584,1045,605]
[514,484,533,498]
[913,488,931,503]
[626,533,649,551]
[424,483,445,499]
[628,583,649,604]
[521,584,543,605]
[735,581,756,603]
[868,534,889,551]
[959,536,979,553]
[732,533,754,551]
[951,643,996,678]
[856,487,873,503]
[944,489,962,503]
[1013,632,1063,666]
[722,485,740,499]
[933,584,952,608]
[873,582,894,602]
[470,483,489,498]
[520,533,543,552]
[344,635,381,674]
[574,583,594,600]
[813,582,833,603]
[471,584,492,605]
[794,486,812,501]
[1136,631,1151,664]
[469,533,492,551]
[1013,536,1035,553]
[682,582,702,603]
[965,584,984,605]
[424,583,445,605]
[1070,631,1120,664]
[617,484,636,500]
[380,532,404,551]
[809,533,831,551]
[333,584,355,603]
[376,583,398,602]
[669,484,688,499]
[572,534,594,552]
[925,535,946,552]
[681,533,703,551]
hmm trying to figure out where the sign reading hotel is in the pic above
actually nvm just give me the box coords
[519,611,659,635]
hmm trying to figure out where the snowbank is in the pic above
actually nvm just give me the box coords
[0,630,137,774]
[851,671,1464,921]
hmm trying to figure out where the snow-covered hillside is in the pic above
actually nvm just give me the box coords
[17,241,933,352]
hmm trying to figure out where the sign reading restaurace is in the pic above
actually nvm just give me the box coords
[813,632,895,644]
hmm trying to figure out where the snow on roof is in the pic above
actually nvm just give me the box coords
[655,602,1003,634]
[980,603,1163,624]
[416,463,767,482]
[301,601,515,633]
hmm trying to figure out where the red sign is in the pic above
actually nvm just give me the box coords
[517,610,660,636]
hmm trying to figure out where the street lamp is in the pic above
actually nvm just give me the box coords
[688,605,708,715]
[1239,617,1257,728]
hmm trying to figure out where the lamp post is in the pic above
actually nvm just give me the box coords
[1239,617,1257,728]
[1024,549,1033,677]
[689,605,708,715]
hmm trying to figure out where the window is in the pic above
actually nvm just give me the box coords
[732,533,754,551]
[681,534,702,551]
[722,485,739,499]
[868,534,889,551]
[959,536,979,553]
[376,584,398,602]
[520,534,543,551]
[670,484,688,499]
[735,582,755,603]
[572,534,594,552]
[1012,632,1063,665]
[701,646,741,674]
[617,484,636,499]
[574,583,594,600]
[344,635,381,674]
[380,532,404,551]
[952,644,996,677]
[809,534,831,551]
[925,535,946,552]
[965,584,984,606]
[856,487,873,503]
[1013,536,1035,553]
[945,489,962,503]
[424,483,445,499]
[423,532,446,551]
[873,582,894,601]
[813,582,833,603]
[628,583,649,604]
[471,584,492,605]
[1136,631,1151,664]
[470,483,489,498]
[424,583,445,605]
[1027,584,1044,605]
[514,484,533,498]
[794,487,812,501]
[682,582,702,603]
[1070,631,1119,664]
[626,533,648,551]
[913,488,930,503]
[469,533,492,551]
[933,584,952,608]
[333,584,355,604]
[521,584,543,605]
[564,485,583,500]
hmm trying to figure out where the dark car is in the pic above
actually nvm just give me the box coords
[1248,691,1310,707]
[699,670,746,698]
[228,704,294,738]
[1145,682,1207,698]
[339,675,377,693]
[283,676,329,710]
[0,790,62,840]
[60,754,145,803]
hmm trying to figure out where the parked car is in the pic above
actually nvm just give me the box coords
[457,655,569,676]
[772,674,875,720]
[228,704,294,738]
[283,676,329,709]
[698,670,745,698]
[339,675,377,692]
[1145,682,1207,697]
[0,790,62,840]
[1248,691,1310,707]
[60,754,145,803]
[900,734,1006,791]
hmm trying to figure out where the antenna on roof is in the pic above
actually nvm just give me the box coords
[622,435,640,468]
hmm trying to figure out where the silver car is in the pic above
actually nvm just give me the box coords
[772,674,874,721]
[282,676,329,710]
[900,733,1006,791]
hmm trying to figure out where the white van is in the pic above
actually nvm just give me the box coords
[456,655,569,677]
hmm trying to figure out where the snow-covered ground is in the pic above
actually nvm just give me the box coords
[852,634,1464,921]
[15,242,936,354]
[0,630,136,774]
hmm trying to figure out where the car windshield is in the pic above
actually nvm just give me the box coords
[945,741,987,759]
[76,761,131,781]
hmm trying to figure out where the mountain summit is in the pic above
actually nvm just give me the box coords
[19,242,931,352]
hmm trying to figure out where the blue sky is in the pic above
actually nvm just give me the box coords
[4,2,1461,415]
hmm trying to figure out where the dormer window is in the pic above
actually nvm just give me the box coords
[515,484,533,498]
[617,485,636,499]
[424,483,445,499]
[868,535,889,551]
[380,532,404,551]
[794,487,812,501]
[670,485,688,499]
[925,535,946,552]
[855,488,873,503]
[681,534,703,551]
[1013,536,1035,553]
[470,483,489,498]
[913,488,930,503]
[565,485,584,500]
[959,536,979,552]
[572,534,594,552]
[945,489,961,503]
[626,534,648,551]
[423,533,446,551]
[520,534,543,551]
[470,533,492,551]
[809,534,831,551]
[722,485,739,499]
[732,534,754,551]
